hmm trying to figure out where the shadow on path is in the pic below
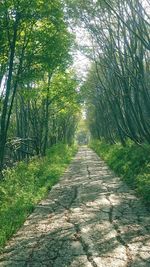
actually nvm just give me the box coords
[0,147,149,267]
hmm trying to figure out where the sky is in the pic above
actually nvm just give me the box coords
[71,0,150,80]
[72,26,91,81]
[1,0,149,93]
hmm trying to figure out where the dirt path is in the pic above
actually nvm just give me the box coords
[0,147,150,267]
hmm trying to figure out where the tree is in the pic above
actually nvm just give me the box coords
[66,0,150,144]
[0,0,76,171]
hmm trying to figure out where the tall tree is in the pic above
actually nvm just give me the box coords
[0,0,75,170]
[67,0,150,144]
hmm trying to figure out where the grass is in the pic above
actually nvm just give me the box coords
[90,139,150,206]
[0,143,77,251]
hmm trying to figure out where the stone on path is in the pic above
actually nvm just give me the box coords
[0,147,150,267]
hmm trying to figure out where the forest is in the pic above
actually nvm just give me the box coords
[0,0,150,251]
[0,0,81,171]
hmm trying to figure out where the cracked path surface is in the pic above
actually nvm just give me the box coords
[0,147,150,267]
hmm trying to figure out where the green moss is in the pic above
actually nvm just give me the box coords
[0,143,77,251]
[90,140,150,206]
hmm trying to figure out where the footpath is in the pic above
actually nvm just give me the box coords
[0,147,150,267]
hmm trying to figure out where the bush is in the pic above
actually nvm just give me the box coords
[90,139,150,206]
[0,143,77,251]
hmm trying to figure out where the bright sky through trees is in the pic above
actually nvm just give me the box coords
[72,26,91,80]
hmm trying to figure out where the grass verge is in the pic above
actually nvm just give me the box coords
[90,140,150,206]
[0,143,77,251]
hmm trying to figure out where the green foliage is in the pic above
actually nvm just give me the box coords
[0,0,76,169]
[0,143,77,251]
[90,140,150,206]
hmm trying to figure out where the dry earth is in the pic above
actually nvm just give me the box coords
[0,147,150,267]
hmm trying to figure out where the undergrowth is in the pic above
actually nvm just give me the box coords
[90,140,150,206]
[0,143,77,251]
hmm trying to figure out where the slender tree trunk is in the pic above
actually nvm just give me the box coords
[42,73,51,156]
[0,16,19,171]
